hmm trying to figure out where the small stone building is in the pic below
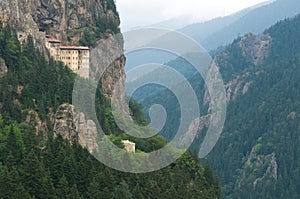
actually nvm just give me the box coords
[122,140,136,152]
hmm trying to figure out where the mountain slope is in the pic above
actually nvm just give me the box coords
[140,12,300,199]
[208,13,300,198]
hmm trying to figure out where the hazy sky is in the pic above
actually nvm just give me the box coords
[116,0,270,31]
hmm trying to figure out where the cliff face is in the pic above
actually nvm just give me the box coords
[0,0,126,148]
[0,0,124,98]
[238,33,271,66]
[208,33,271,103]
[54,104,99,152]
[0,0,119,43]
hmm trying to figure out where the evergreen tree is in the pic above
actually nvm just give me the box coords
[56,175,70,198]
[21,150,55,198]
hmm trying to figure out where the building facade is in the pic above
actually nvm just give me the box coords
[46,39,90,78]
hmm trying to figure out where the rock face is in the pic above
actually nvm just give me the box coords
[205,33,271,103]
[238,145,278,190]
[225,72,253,102]
[90,33,128,115]
[100,55,126,98]
[238,33,271,66]
[75,112,98,153]
[177,115,210,148]
[0,0,119,44]
[0,58,7,78]
[1,0,127,149]
[54,104,98,152]
[54,104,78,144]
[25,110,49,140]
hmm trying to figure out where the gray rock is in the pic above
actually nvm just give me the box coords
[54,103,99,152]
[0,58,7,78]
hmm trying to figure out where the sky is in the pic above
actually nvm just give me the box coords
[115,0,271,31]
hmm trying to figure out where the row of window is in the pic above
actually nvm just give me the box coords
[61,50,78,54]
[62,60,87,65]
[50,50,88,55]
[60,57,79,60]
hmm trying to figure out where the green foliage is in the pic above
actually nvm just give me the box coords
[79,12,120,46]
[0,24,221,198]
[0,25,76,123]
[104,0,119,16]
[266,14,300,60]
[140,13,300,199]
[0,115,221,198]
[216,37,254,82]
[206,14,300,198]
[129,98,149,126]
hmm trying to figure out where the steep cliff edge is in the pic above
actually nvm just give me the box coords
[211,33,271,103]
[0,0,126,149]
[0,0,124,98]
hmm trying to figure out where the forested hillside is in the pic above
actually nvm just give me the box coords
[141,13,300,198]
[208,14,300,198]
[0,23,221,198]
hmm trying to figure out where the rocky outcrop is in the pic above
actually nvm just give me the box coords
[238,33,271,66]
[25,110,49,140]
[0,58,7,78]
[253,153,278,190]
[177,115,210,148]
[238,144,278,190]
[287,111,297,120]
[75,112,98,153]
[53,104,98,152]
[53,104,78,143]
[225,72,253,102]
[207,33,270,104]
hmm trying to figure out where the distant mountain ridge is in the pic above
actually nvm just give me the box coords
[180,0,300,50]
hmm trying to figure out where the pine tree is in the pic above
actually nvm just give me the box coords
[5,125,23,163]
[67,184,82,199]
[0,165,31,198]
[21,150,55,198]
[113,180,134,199]
[56,175,70,198]
[86,178,101,199]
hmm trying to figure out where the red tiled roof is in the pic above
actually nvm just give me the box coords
[48,39,61,43]
[60,46,90,50]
